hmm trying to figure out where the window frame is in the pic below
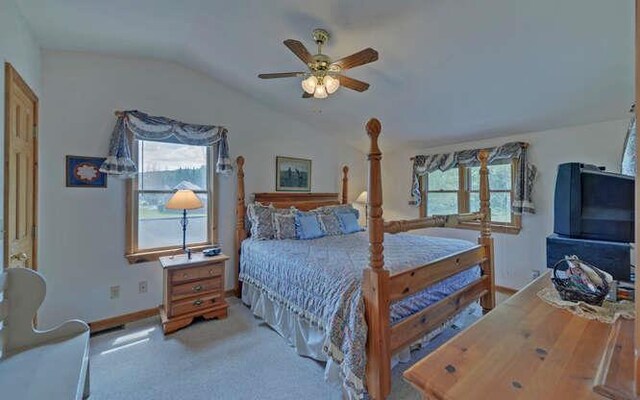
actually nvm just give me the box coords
[125,139,218,264]
[420,159,521,234]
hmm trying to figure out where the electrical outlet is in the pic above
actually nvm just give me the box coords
[531,270,541,280]
[110,285,120,299]
[139,281,148,294]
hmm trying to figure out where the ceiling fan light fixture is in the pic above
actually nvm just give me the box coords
[313,84,328,99]
[324,75,340,94]
[301,75,318,94]
[259,29,377,98]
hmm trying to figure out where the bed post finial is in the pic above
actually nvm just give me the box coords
[342,166,349,204]
[477,149,495,312]
[235,156,246,297]
[366,118,384,270]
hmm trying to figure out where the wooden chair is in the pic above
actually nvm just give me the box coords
[0,267,90,400]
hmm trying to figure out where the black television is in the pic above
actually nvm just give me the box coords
[554,163,634,243]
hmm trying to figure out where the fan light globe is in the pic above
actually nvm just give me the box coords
[301,75,318,94]
[324,75,340,94]
[313,84,328,99]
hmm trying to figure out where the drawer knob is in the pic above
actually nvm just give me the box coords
[209,270,215,275]
[193,285,203,292]
[182,273,189,278]
[193,299,203,306]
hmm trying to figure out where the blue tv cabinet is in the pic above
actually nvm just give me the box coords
[546,234,632,282]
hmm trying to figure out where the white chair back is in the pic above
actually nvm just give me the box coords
[1,268,47,355]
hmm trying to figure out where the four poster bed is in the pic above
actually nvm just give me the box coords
[233,118,495,399]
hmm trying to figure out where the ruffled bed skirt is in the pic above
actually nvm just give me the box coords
[241,280,476,399]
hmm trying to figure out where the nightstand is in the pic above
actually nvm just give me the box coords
[159,252,229,334]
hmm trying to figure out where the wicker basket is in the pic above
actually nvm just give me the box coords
[551,257,610,306]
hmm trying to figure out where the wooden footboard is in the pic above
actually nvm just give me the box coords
[363,119,495,399]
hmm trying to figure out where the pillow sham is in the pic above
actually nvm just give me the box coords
[273,213,297,240]
[247,203,294,240]
[336,211,363,234]
[247,202,275,240]
[318,204,359,219]
[318,213,342,236]
[295,212,325,240]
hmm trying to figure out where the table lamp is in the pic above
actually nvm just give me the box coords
[355,190,368,227]
[165,189,203,251]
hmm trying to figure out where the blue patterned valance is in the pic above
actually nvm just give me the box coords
[100,110,232,177]
[411,141,537,214]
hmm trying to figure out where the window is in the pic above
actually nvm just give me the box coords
[426,169,460,216]
[421,160,521,234]
[126,140,216,263]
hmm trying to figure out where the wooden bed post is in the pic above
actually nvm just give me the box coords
[342,166,349,205]
[363,118,391,400]
[477,150,496,312]
[235,156,247,298]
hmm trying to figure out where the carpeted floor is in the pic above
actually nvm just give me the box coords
[89,298,480,400]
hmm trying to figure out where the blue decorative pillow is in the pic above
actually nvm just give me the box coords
[336,211,362,234]
[295,212,325,240]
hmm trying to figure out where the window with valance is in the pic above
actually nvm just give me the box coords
[99,110,232,262]
[411,142,537,234]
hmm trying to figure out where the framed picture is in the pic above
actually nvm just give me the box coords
[276,156,311,192]
[66,156,108,188]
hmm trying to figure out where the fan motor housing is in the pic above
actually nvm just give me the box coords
[310,54,332,72]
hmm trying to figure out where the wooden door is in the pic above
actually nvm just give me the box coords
[4,63,38,269]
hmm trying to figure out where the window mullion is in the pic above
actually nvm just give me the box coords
[459,166,469,213]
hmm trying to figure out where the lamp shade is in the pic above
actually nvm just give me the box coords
[355,191,368,204]
[301,75,318,94]
[313,84,328,99]
[324,75,340,94]
[165,189,203,210]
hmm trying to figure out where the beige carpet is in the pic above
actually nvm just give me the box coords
[88,298,479,399]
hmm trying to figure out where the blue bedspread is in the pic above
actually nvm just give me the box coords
[240,231,480,398]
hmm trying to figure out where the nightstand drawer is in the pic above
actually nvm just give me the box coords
[171,277,222,300]
[170,263,223,283]
[170,292,222,316]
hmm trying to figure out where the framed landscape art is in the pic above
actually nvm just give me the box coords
[66,155,108,188]
[276,156,311,192]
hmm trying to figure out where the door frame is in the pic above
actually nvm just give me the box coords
[4,63,39,270]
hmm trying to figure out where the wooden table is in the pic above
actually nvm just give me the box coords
[404,272,635,399]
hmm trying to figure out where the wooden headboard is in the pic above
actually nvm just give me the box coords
[253,165,349,210]
[233,158,349,295]
[253,192,341,211]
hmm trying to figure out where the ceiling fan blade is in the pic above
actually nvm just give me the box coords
[302,92,313,98]
[332,48,378,70]
[338,75,370,92]
[258,72,304,79]
[284,39,314,65]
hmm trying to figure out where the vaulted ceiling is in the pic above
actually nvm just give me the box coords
[17,0,634,149]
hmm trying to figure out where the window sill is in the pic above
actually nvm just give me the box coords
[454,222,521,235]
[126,244,214,264]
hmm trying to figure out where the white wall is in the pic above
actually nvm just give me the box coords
[0,0,41,262]
[382,119,630,289]
[38,50,366,327]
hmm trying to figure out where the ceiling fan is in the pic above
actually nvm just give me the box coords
[258,29,378,99]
